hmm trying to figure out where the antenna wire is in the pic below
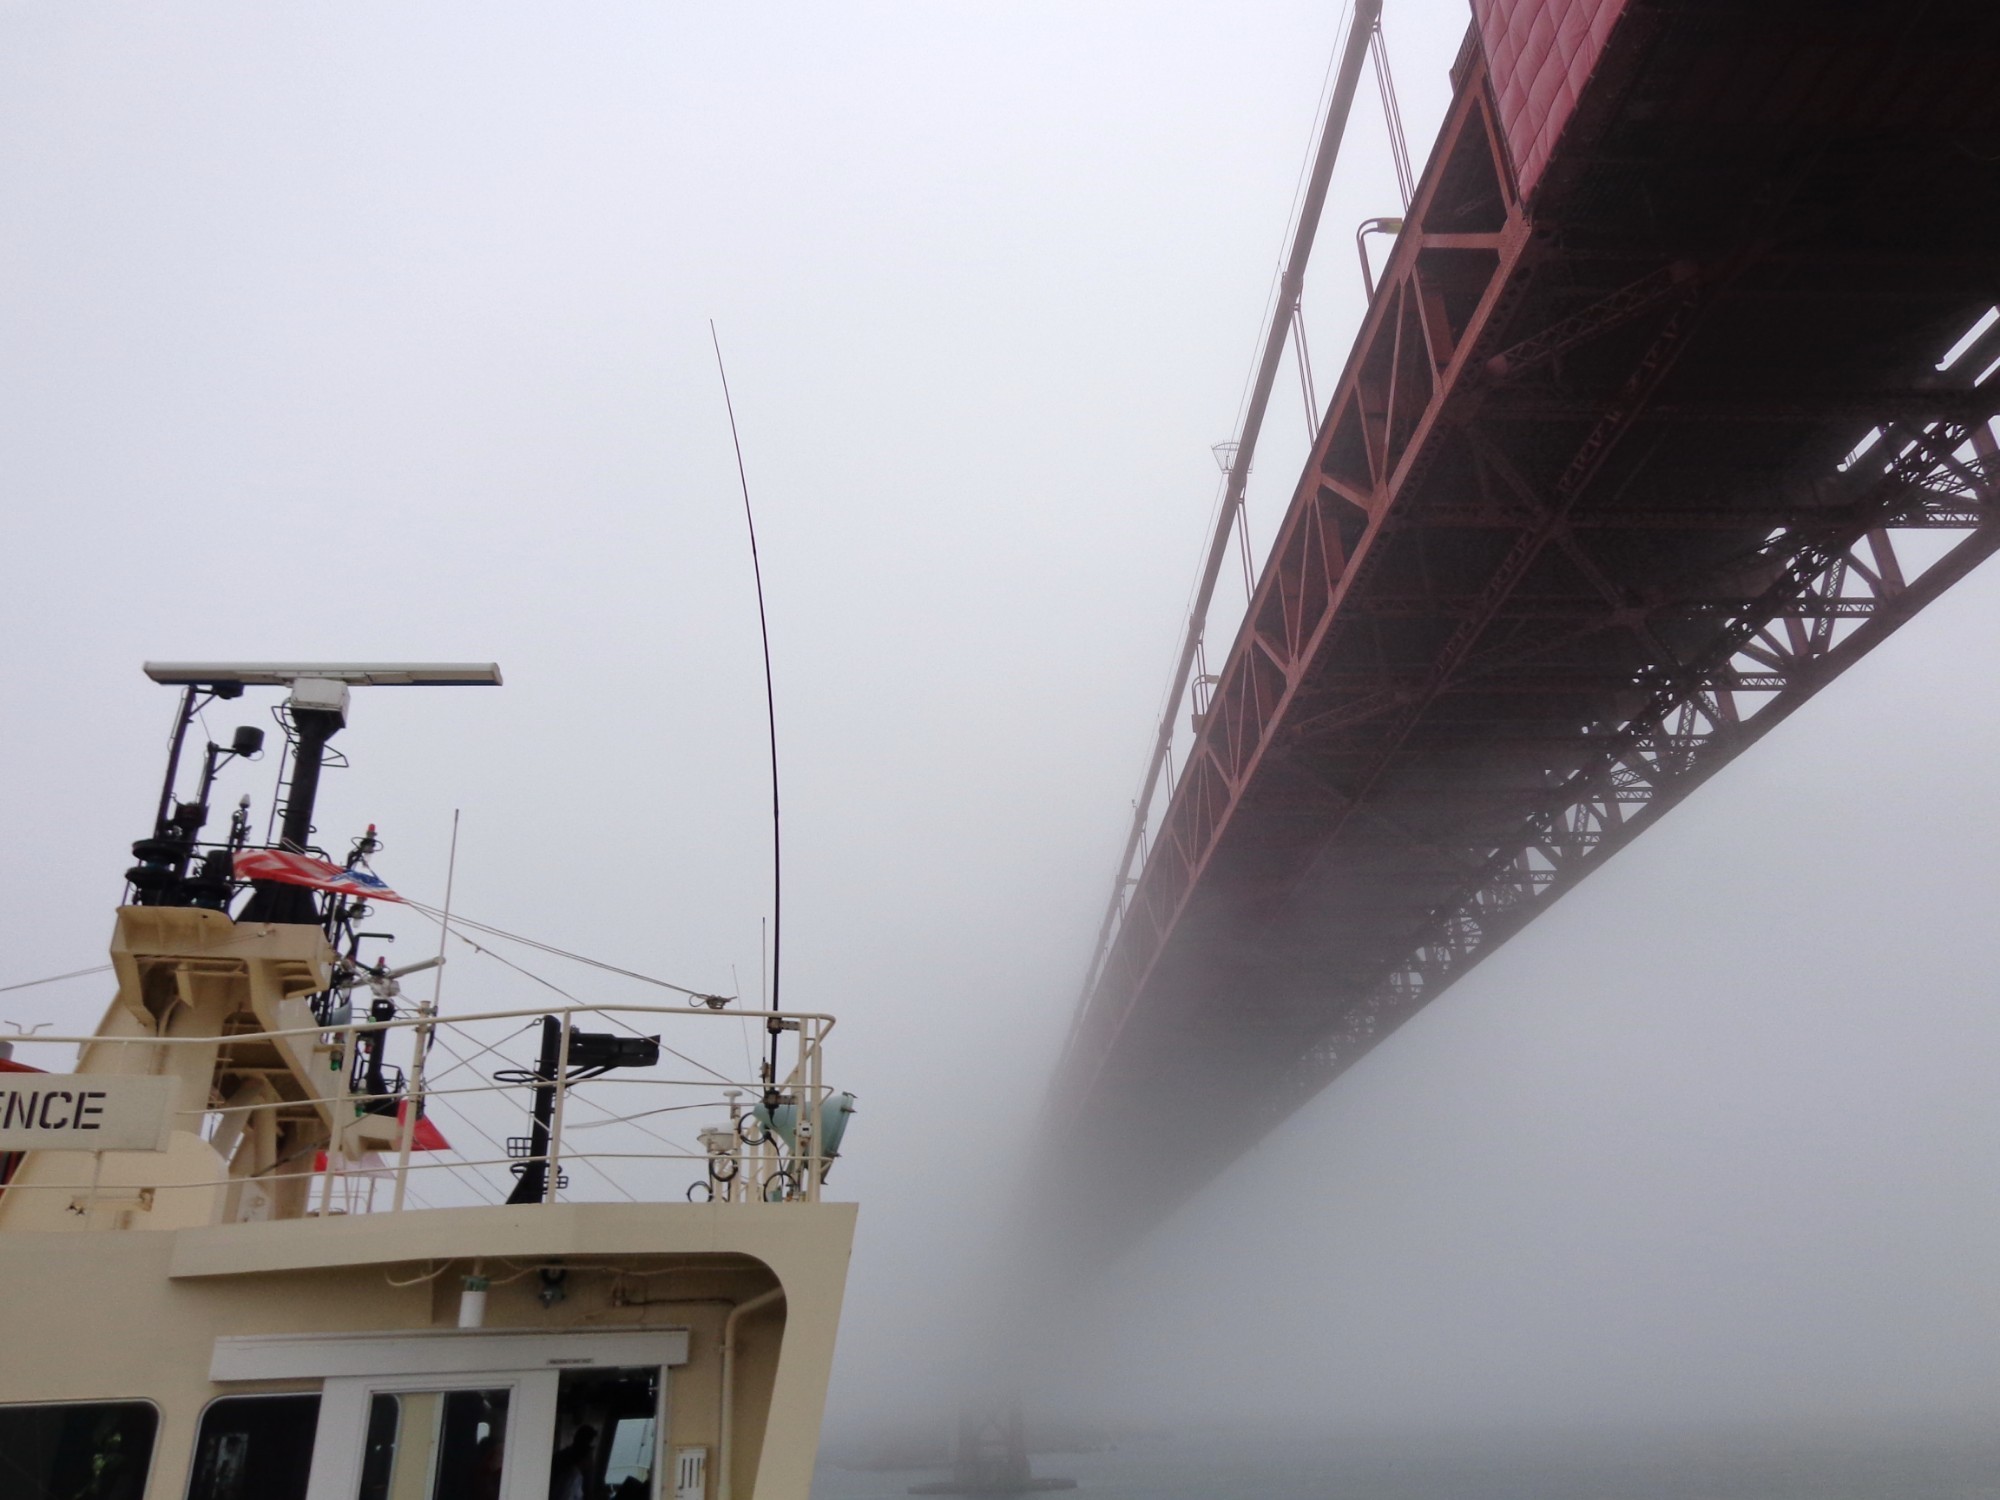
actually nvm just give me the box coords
[709,323,785,1089]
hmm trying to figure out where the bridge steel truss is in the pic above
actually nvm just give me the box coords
[1050,0,2000,1252]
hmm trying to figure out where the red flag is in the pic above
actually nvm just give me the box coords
[234,849,401,903]
[397,1099,451,1152]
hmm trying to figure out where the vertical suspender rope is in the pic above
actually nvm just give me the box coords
[1371,17,1416,210]
[710,324,785,1090]
[1292,303,1322,437]
[1065,0,1385,1056]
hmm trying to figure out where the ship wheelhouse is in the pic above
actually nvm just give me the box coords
[0,665,854,1500]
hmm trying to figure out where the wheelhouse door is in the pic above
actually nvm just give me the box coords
[305,1370,557,1500]
[211,1329,686,1500]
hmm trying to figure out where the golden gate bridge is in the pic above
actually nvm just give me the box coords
[1040,0,2000,1265]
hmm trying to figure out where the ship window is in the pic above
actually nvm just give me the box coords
[357,1387,509,1500]
[0,1399,158,1500]
[552,1367,662,1500]
[185,1394,320,1500]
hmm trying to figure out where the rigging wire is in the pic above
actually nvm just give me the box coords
[537,1118,643,1204]
[4,922,291,996]
[407,1045,537,1206]
[567,1100,719,1130]
[419,1048,521,1152]
[0,964,112,995]
[431,1022,710,1190]
[577,1159,643,1206]
[416,1139,507,1207]
[418,1019,541,1087]
[408,1157,498,1210]
[559,1086,700,1163]
[600,1005,736,1086]
[404,911,736,1086]
[416,915,585,1005]
[396,900,723,1002]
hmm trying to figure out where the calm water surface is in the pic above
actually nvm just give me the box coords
[815,1425,2000,1500]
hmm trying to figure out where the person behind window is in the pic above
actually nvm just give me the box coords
[549,1424,597,1500]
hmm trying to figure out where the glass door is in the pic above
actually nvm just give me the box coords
[356,1387,510,1500]
[305,1373,556,1500]
[281,1333,682,1500]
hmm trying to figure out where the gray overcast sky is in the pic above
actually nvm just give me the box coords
[3,0,1998,1441]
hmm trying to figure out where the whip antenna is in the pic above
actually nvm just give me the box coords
[710,323,784,1088]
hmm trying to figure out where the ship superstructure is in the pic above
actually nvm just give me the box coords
[0,663,855,1500]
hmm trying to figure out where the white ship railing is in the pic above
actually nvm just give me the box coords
[0,1002,844,1218]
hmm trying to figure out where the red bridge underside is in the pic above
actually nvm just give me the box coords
[1050,0,2000,1256]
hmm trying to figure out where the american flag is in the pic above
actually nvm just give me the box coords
[233,848,402,903]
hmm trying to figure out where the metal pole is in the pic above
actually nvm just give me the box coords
[506,1016,563,1206]
[277,709,341,853]
[545,1011,573,1205]
[318,1014,359,1216]
[807,1022,823,1203]
[391,811,458,1212]
[389,1011,429,1213]
[152,686,201,837]
[1068,0,1385,1040]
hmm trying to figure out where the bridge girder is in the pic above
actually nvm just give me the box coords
[1047,0,2000,1258]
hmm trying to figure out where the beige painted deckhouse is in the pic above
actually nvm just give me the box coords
[0,663,856,1500]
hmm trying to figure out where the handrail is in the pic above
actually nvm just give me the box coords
[14,1000,837,1050]
[0,1000,845,1220]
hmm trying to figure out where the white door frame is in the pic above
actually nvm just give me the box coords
[304,1368,557,1500]
[230,1330,687,1500]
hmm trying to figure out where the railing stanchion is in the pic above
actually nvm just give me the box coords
[319,1015,359,1217]
[807,1019,823,1203]
[8,1002,839,1216]
[390,998,432,1213]
[544,1010,574,1206]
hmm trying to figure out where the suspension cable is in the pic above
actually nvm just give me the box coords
[1371,17,1415,210]
[1065,0,1385,1059]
